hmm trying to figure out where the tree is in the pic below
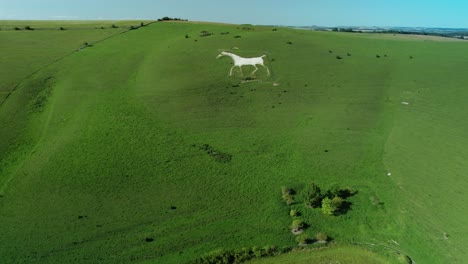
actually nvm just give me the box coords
[305,183,322,208]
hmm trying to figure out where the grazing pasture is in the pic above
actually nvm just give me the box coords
[0,21,467,263]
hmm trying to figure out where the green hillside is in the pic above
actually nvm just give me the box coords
[1,21,467,263]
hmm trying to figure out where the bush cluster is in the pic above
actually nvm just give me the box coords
[193,245,287,264]
[304,183,356,215]
[158,17,188,22]
[200,30,213,37]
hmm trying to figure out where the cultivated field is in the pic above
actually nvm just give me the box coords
[0,21,467,264]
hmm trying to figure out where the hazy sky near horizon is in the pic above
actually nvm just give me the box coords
[1,0,467,28]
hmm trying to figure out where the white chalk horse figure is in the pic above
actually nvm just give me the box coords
[216,51,270,77]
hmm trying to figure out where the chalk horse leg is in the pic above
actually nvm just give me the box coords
[262,65,271,76]
[252,65,259,75]
[229,66,235,76]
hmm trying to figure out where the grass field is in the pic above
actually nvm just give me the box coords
[0,21,467,263]
[248,245,395,264]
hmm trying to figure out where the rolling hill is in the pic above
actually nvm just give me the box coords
[0,21,467,263]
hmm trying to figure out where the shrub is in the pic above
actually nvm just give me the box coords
[376,54,381,58]
[140,22,145,27]
[321,196,343,215]
[281,186,295,205]
[185,34,190,38]
[336,56,343,59]
[193,246,283,264]
[272,28,278,31]
[14,27,21,30]
[200,30,212,37]
[315,232,328,242]
[24,26,34,30]
[286,41,293,44]
[290,219,305,230]
[295,234,311,244]
[289,209,299,217]
[112,24,118,28]
[234,35,242,38]
[305,183,322,208]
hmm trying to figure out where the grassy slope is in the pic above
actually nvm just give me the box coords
[0,20,150,100]
[0,20,152,183]
[248,245,393,264]
[0,22,467,263]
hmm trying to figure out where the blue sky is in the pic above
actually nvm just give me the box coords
[1,0,467,28]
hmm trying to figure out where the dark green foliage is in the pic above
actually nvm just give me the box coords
[112,24,118,28]
[159,17,187,22]
[234,35,242,38]
[321,196,344,215]
[24,26,34,30]
[305,183,322,208]
[336,55,343,59]
[14,27,21,30]
[272,28,278,31]
[59,27,66,30]
[315,232,329,242]
[241,25,254,31]
[290,209,299,217]
[287,41,293,44]
[295,234,312,244]
[193,245,285,264]
[185,34,190,38]
[200,31,213,37]
[199,144,232,163]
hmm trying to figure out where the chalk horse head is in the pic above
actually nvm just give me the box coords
[216,51,270,76]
